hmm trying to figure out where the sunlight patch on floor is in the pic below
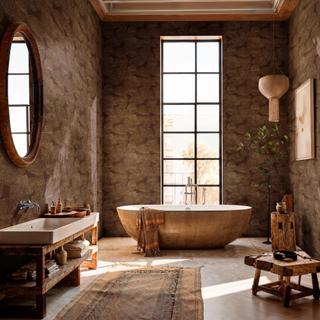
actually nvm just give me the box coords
[202,276,271,299]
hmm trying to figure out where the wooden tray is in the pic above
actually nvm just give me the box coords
[43,211,86,218]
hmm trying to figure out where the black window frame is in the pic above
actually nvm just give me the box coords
[160,39,222,204]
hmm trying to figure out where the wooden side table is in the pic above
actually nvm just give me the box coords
[271,211,296,252]
[245,252,320,307]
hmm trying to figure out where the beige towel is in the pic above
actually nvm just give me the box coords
[136,207,164,257]
[64,237,90,252]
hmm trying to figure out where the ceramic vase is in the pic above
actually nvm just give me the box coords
[276,202,287,213]
[55,245,67,265]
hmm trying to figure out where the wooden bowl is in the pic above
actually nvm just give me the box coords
[273,250,297,261]
[73,210,86,218]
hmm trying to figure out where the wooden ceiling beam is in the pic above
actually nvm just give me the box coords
[90,0,108,20]
[90,0,300,21]
[276,0,299,20]
[102,13,283,21]
[102,0,270,2]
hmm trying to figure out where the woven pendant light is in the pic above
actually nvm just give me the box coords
[258,14,289,122]
[258,75,289,122]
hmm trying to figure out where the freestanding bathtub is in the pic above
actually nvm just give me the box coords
[117,205,252,249]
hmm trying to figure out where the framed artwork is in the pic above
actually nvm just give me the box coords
[295,78,315,161]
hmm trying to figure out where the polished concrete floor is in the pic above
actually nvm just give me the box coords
[1,237,320,319]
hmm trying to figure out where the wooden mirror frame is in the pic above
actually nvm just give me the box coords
[0,22,43,167]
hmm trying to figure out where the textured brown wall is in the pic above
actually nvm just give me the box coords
[287,0,320,257]
[0,0,102,277]
[102,21,289,237]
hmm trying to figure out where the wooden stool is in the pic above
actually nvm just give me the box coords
[271,211,296,252]
[245,252,320,307]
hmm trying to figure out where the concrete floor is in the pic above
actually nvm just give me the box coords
[1,237,320,319]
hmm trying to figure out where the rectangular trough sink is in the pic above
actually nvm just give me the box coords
[0,212,99,245]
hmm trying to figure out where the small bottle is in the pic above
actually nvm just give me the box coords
[56,199,62,213]
[50,201,56,214]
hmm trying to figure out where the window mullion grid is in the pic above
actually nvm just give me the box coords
[219,40,222,204]
[194,41,198,204]
[161,39,221,205]
[161,40,164,204]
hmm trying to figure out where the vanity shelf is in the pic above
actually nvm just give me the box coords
[0,221,98,319]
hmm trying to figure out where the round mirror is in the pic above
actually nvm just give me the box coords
[0,22,43,167]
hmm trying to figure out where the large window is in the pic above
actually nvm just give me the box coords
[161,38,222,205]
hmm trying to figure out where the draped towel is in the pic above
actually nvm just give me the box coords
[136,207,165,257]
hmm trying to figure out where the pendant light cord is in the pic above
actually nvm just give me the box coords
[267,12,286,76]
[273,12,275,75]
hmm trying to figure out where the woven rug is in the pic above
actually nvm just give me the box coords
[55,265,203,320]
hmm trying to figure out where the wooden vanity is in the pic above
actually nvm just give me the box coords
[0,218,98,319]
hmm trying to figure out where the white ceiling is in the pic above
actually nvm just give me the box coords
[97,0,280,16]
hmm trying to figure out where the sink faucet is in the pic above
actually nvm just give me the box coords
[184,177,198,205]
[19,200,40,212]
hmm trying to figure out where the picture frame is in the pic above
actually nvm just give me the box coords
[295,78,315,161]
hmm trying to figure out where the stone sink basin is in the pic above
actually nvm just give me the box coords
[0,212,99,245]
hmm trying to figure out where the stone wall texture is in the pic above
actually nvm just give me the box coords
[0,0,102,277]
[102,21,289,237]
[288,0,320,257]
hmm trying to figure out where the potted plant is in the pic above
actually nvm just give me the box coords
[237,123,290,244]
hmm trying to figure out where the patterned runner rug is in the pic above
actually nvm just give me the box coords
[55,265,203,320]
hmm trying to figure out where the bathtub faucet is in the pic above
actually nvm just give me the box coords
[19,200,40,211]
[184,177,197,205]
[202,187,206,205]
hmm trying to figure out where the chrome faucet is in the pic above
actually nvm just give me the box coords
[19,200,40,211]
[184,177,198,205]
[202,187,206,205]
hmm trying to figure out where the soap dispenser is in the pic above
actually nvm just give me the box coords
[50,201,56,214]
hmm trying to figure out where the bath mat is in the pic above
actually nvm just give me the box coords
[55,265,203,320]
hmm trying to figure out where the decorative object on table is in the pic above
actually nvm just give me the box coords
[63,205,73,212]
[295,78,315,161]
[55,265,203,320]
[55,246,67,265]
[136,206,164,257]
[82,201,91,215]
[11,270,28,281]
[271,211,296,252]
[258,14,289,122]
[56,199,62,213]
[245,251,320,307]
[50,201,56,214]
[282,192,293,212]
[273,250,297,261]
[237,123,292,244]
[21,259,59,279]
[276,202,286,213]
[64,236,90,258]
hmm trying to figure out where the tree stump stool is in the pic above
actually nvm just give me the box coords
[271,211,296,252]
